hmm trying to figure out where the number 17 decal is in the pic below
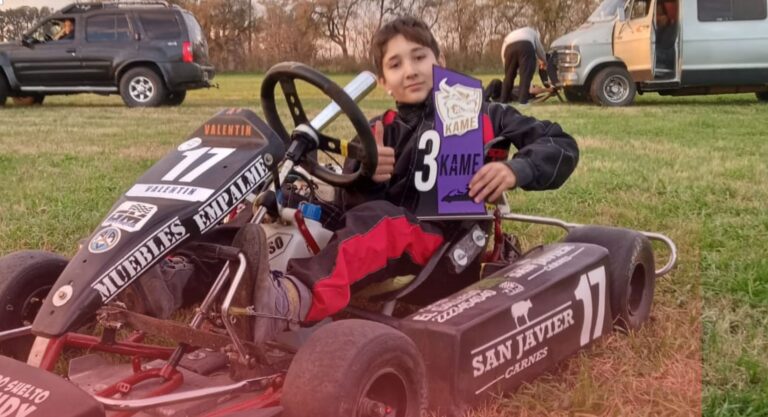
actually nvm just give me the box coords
[574,266,607,347]
[163,147,235,183]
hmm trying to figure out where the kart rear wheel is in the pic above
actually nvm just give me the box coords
[282,319,427,417]
[0,251,67,360]
[563,226,655,332]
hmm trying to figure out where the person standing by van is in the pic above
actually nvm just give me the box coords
[500,27,547,104]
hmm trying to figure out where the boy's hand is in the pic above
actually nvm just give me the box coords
[372,120,395,183]
[468,162,517,203]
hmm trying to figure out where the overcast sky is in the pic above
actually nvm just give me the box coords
[0,0,70,11]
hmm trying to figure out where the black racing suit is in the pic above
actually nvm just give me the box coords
[287,96,578,321]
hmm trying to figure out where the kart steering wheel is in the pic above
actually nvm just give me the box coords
[260,62,378,188]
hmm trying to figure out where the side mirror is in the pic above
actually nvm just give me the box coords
[21,35,33,47]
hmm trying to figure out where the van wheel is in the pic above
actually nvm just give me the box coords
[756,91,768,102]
[164,90,187,106]
[282,320,428,417]
[590,67,636,106]
[563,87,590,103]
[0,251,68,360]
[563,226,655,332]
[12,95,45,106]
[120,67,166,108]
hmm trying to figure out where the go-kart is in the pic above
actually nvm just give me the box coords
[0,62,677,417]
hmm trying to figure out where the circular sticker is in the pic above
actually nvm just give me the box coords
[52,285,74,307]
[472,229,487,247]
[177,137,202,151]
[453,248,468,266]
[89,227,122,254]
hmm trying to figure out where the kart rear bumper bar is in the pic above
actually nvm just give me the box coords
[501,213,678,277]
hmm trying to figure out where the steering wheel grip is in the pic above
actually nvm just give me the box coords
[260,62,378,187]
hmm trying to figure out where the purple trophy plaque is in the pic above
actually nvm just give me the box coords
[432,66,486,215]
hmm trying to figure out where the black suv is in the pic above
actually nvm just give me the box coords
[0,1,214,107]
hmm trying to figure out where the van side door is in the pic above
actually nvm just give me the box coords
[613,0,655,81]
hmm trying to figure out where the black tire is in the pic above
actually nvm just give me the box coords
[12,94,45,106]
[756,91,768,102]
[0,251,68,360]
[563,87,590,103]
[120,67,167,108]
[0,74,8,107]
[282,319,427,417]
[589,66,636,106]
[164,90,187,106]
[563,226,655,332]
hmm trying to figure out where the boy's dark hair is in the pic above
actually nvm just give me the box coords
[370,16,441,77]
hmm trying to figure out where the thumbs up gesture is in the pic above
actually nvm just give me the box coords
[372,120,395,183]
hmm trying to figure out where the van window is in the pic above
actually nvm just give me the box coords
[86,15,131,42]
[628,0,652,18]
[698,0,767,21]
[139,13,182,40]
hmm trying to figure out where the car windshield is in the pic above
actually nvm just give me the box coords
[588,0,626,22]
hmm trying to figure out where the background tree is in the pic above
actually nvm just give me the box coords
[0,6,52,42]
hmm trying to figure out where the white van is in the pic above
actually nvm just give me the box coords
[550,0,768,105]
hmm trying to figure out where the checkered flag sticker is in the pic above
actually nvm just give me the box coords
[126,203,155,216]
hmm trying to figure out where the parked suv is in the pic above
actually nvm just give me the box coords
[0,0,214,107]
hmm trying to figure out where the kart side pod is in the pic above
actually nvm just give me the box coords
[400,242,611,415]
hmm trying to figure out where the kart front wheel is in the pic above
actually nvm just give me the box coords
[563,226,655,332]
[282,319,427,417]
[0,251,67,360]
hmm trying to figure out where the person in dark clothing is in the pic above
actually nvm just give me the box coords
[53,19,75,41]
[241,16,579,343]
[500,27,548,104]
[655,0,679,72]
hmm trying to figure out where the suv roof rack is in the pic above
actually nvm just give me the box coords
[60,0,173,14]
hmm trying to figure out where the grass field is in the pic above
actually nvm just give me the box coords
[1,73,766,416]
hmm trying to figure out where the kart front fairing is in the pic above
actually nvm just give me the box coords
[32,109,285,337]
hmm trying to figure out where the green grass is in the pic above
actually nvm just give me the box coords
[1,73,766,416]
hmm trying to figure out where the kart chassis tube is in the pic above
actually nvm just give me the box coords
[28,330,282,413]
[501,213,677,277]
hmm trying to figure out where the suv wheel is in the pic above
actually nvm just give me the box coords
[590,66,636,106]
[164,90,187,106]
[0,75,8,107]
[120,67,166,108]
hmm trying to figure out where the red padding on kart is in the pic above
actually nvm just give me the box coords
[482,113,495,144]
[306,216,444,321]
[383,109,397,126]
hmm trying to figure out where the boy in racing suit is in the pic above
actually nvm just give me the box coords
[241,16,579,343]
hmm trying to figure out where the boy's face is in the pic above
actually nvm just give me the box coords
[378,34,445,104]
